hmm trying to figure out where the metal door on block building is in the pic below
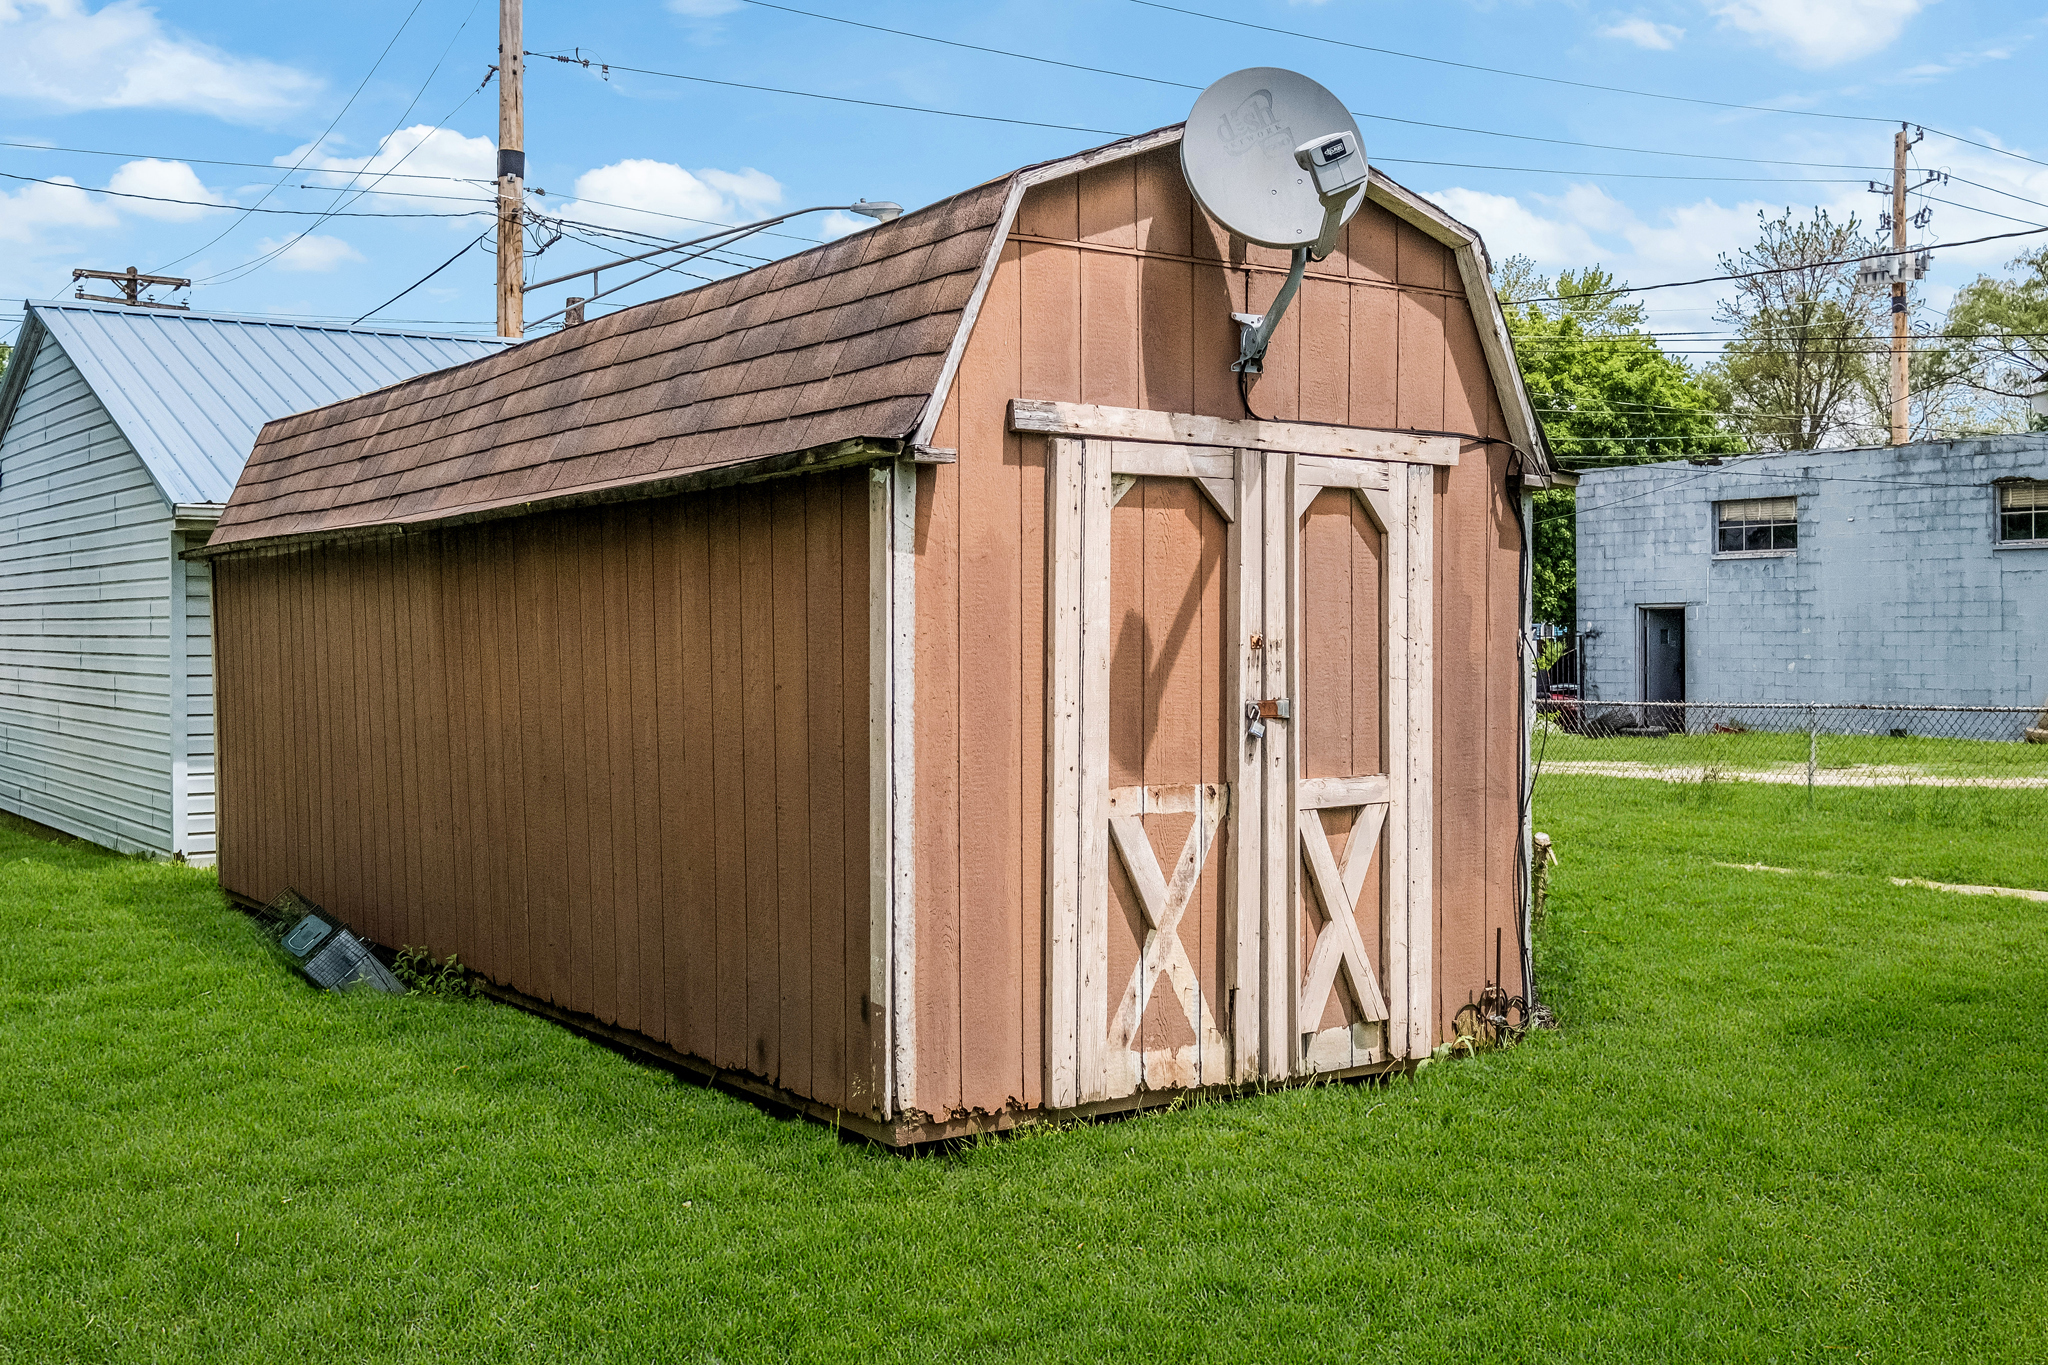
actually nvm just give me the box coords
[1045,432,1434,1111]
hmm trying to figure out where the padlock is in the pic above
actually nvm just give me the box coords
[1245,702,1266,740]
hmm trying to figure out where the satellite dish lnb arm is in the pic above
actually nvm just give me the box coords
[1234,132,1367,374]
[1233,248,1307,375]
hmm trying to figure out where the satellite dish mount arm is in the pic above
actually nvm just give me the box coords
[1231,183,1358,375]
[1232,247,1308,376]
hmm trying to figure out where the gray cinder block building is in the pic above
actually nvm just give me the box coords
[1574,434,2048,718]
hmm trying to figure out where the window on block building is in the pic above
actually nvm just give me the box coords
[1998,481,2048,544]
[1716,496,1797,553]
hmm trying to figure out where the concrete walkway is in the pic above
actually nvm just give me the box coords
[1545,761,2048,789]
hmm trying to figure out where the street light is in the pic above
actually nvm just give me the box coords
[528,200,903,329]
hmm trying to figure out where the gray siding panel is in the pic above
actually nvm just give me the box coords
[0,332,177,855]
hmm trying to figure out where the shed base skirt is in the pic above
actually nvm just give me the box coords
[475,978,1412,1148]
[223,891,1412,1147]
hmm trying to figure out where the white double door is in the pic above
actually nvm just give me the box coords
[1046,435,1434,1109]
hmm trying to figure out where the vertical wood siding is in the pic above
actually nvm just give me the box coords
[916,146,1525,1117]
[213,472,881,1114]
[0,333,184,856]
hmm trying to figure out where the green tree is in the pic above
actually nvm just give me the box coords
[1711,208,1890,449]
[1498,257,1742,630]
[1935,245,2048,431]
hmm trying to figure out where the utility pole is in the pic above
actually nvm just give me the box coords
[496,0,524,338]
[1889,124,1909,446]
[72,266,190,310]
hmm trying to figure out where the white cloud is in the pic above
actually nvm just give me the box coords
[665,0,740,12]
[0,175,118,244]
[1709,0,1931,68]
[104,159,224,221]
[0,0,316,120]
[292,125,497,207]
[1431,187,1606,266]
[1890,40,2015,82]
[696,167,782,213]
[1431,182,1780,318]
[249,233,364,272]
[557,159,784,236]
[816,210,873,241]
[1600,16,1684,48]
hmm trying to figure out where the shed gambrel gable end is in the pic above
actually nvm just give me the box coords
[908,125,1563,486]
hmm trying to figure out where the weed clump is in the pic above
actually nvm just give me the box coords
[392,947,478,998]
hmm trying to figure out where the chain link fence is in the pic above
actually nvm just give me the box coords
[1535,700,2048,794]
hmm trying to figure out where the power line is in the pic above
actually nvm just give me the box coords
[0,169,483,218]
[1365,127,1882,176]
[644,2,1913,178]
[718,0,2048,217]
[1919,126,2048,176]
[527,51,1130,136]
[1378,157,1864,186]
[0,139,479,183]
[1127,0,1897,124]
[153,0,431,272]
[1512,329,2048,346]
[1514,225,2048,303]
[325,180,801,258]
[1919,195,2046,231]
[1942,173,2048,217]
[206,0,491,288]
[730,0,1194,90]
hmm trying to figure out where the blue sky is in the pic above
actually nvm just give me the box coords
[3,0,2044,347]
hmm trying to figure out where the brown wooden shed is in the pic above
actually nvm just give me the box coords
[199,126,1570,1144]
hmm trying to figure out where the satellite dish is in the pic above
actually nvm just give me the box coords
[1181,68,1367,255]
[1181,68,1369,376]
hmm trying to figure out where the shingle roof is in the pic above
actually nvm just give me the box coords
[208,175,1014,548]
[0,301,509,506]
[202,124,1564,553]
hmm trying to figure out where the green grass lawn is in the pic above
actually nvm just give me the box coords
[2,782,2044,1363]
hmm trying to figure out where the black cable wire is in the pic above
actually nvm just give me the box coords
[354,230,493,325]
[1236,368,1261,421]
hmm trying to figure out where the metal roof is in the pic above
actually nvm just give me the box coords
[0,299,510,507]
